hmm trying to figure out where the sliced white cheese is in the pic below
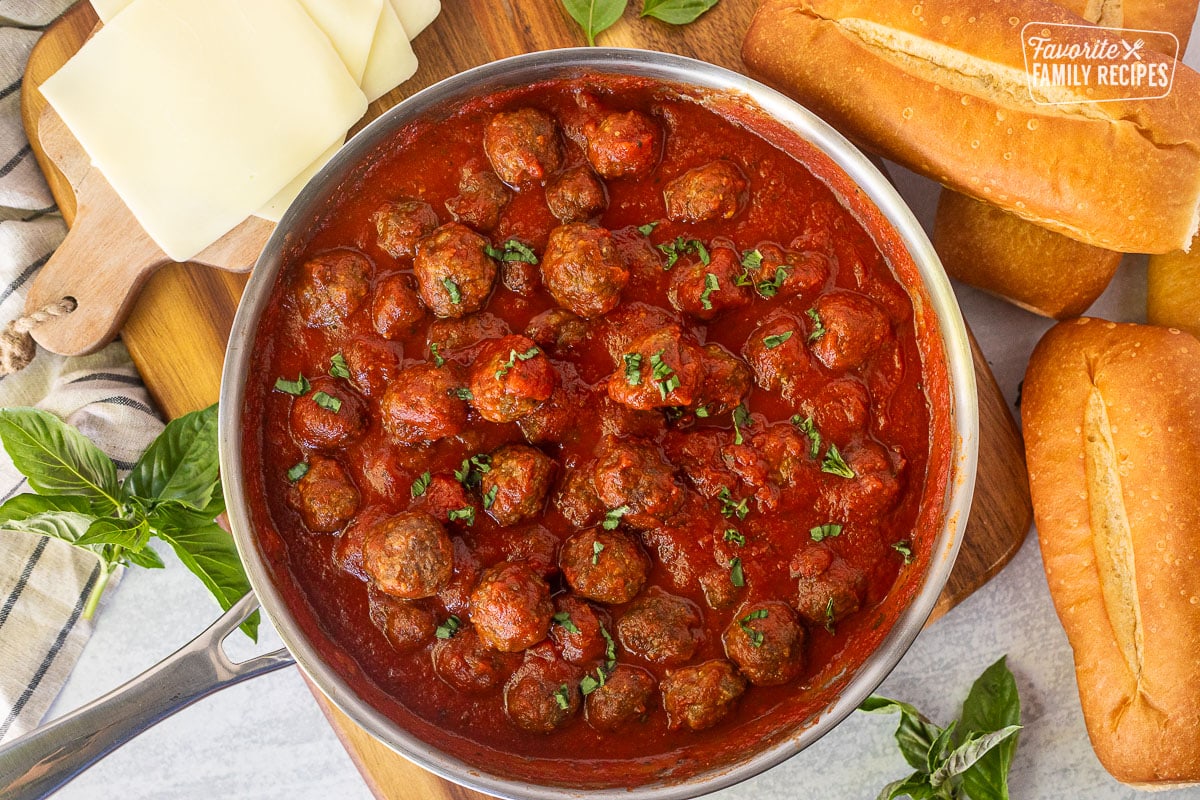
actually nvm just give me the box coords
[295,0,384,85]
[90,0,132,22]
[361,0,418,103]
[42,0,367,261]
[257,138,343,222]
[391,0,441,40]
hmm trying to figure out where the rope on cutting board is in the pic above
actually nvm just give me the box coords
[0,298,77,376]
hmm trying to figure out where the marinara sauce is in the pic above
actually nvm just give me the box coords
[241,74,952,788]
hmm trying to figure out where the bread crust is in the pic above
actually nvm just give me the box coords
[1023,318,1200,786]
[742,0,1200,253]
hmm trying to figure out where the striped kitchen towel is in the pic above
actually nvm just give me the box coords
[0,0,165,743]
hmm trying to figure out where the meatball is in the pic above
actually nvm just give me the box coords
[791,546,866,629]
[751,423,815,487]
[418,473,475,527]
[373,199,438,259]
[342,339,400,398]
[496,524,561,579]
[361,511,454,599]
[380,363,469,444]
[617,588,701,665]
[292,455,358,533]
[484,108,562,186]
[525,308,588,351]
[585,665,655,731]
[742,313,818,395]
[753,242,829,300]
[467,335,558,423]
[584,110,661,179]
[370,274,425,339]
[597,395,666,440]
[541,223,629,319]
[694,343,752,415]
[554,467,605,528]
[607,327,706,410]
[817,441,902,523]
[664,160,746,223]
[660,660,746,731]
[368,590,436,652]
[429,312,511,353]
[481,444,556,526]
[722,601,805,686]
[597,302,681,363]
[519,384,584,446]
[797,378,870,444]
[550,595,606,664]
[667,247,751,320]
[545,165,607,223]
[432,627,519,693]
[289,378,367,450]
[469,561,554,652]
[560,528,648,605]
[592,437,684,526]
[503,654,580,733]
[413,222,498,318]
[446,167,510,232]
[295,249,371,327]
[808,291,892,373]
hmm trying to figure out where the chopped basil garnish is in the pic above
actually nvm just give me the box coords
[892,540,914,564]
[274,374,310,396]
[410,470,432,498]
[729,557,746,587]
[592,540,605,565]
[623,352,643,386]
[732,403,751,446]
[553,611,581,634]
[806,307,826,341]
[600,624,616,669]
[757,265,790,298]
[649,349,680,400]
[810,523,844,542]
[553,684,571,710]
[448,506,475,525]
[739,608,769,647]
[739,248,763,272]
[312,391,342,413]
[699,272,719,310]
[482,484,498,509]
[287,461,309,482]
[637,221,660,236]
[454,454,492,489]
[718,486,749,520]
[494,346,540,380]
[657,236,709,269]
[694,405,710,418]
[429,342,445,367]
[790,414,822,459]
[435,615,461,639]
[763,331,793,349]
[485,239,539,264]
[442,277,463,305]
[723,528,745,546]
[580,673,603,696]
[603,505,631,530]
[451,387,474,401]
[328,353,351,380]
[824,597,837,634]
[821,444,856,478]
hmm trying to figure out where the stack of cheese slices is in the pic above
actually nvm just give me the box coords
[40,0,440,262]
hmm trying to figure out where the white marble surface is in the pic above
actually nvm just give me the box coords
[37,15,1200,800]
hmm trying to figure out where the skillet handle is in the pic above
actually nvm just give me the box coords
[0,592,294,800]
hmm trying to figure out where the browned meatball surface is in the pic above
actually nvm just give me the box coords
[481,444,556,526]
[361,511,454,599]
[342,339,400,398]
[663,160,747,223]
[742,313,818,396]
[808,291,892,373]
[373,199,438,259]
[592,438,683,526]
[484,108,562,186]
[752,242,830,300]
[550,595,606,664]
[695,343,752,415]
[289,378,367,451]
[525,308,588,352]
[503,652,581,733]
[413,222,497,318]
[370,274,425,340]
[469,561,554,652]
[560,528,648,605]
[446,167,510,232]
[541,223,629,319]
[606,327,706,410]
[368,590,436,652]
[432,626,519,693]
[722,601,805,686]
[554,468,605,528]
[292,455,358,533]
[791,546,866,629]
[584,110,661,179]
[660,660,746,731]
[380,363,469,444]
[667,246,751,320]
[467,335,558,423]
[617,588,701,665]
[545,165,607,223]
[585,665,655,731]
[429,312,511,353]
[295,249,371,327]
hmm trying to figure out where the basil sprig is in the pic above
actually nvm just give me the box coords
[860,656,1022,800]
[0,405,257,639]
[641,0,720,24]
[560,0,628,45]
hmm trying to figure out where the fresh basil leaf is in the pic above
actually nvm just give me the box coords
[76,517,151,550]
[0,510,97,545]
[124,544,166,569]
[641,0,719,25]
[926,720,957,774]
[958,657,1021,800]
[156,521,256,640]
[0,408,119,511]
[123,404,218,511]
[930,726,1022,789]
[0,493,93,521]
[561,0,628,45]
[861,696,944,772]
[878,773,938,800]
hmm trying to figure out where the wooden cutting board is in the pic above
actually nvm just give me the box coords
[22,3,1032,798]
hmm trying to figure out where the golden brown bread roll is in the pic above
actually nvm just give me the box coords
[741,0,1200,254]
[1147,245,1200,339]
[933,190,1122,319]
[1023,318,1200,787]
